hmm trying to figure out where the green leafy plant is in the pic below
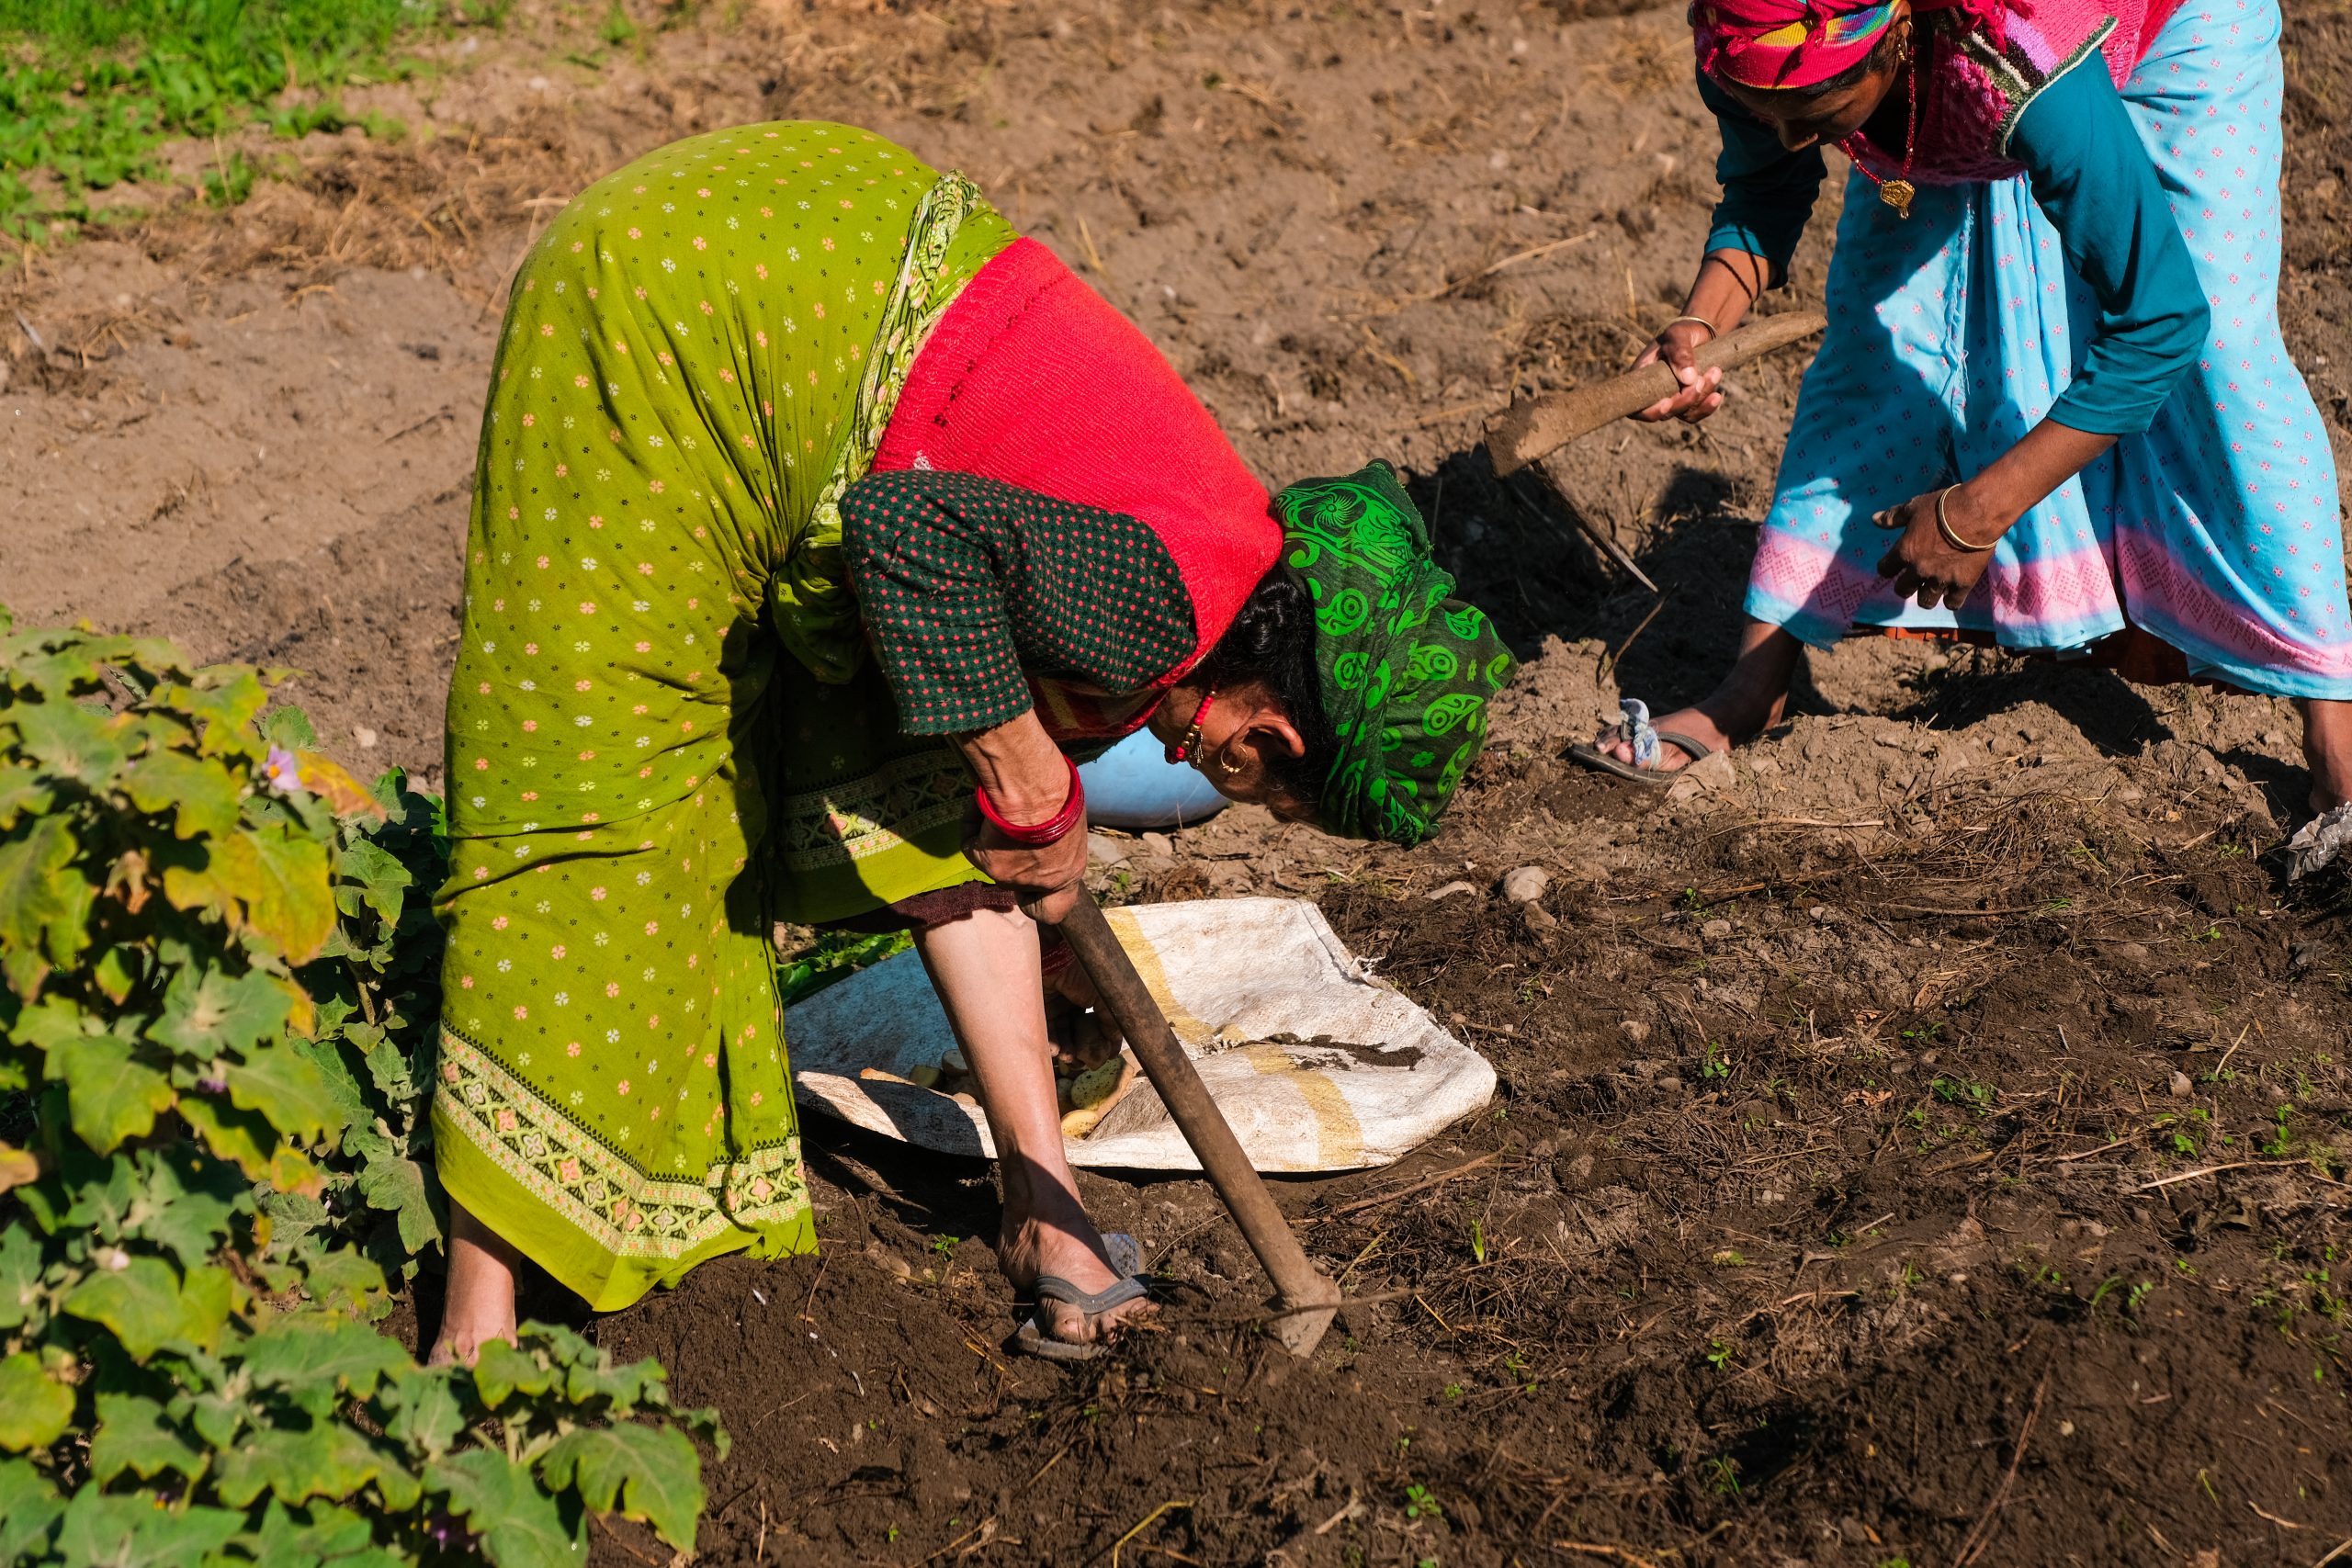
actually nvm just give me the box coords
[0,614,722,1564]
[1929,1075,1993,1111]
[0,0,490,236]
[2261,1105,2295,1157]
[263,719,448,1290]
[1701,1039,1732,1082]
[777,927,910,1007]
[1401,1483,1442,1521]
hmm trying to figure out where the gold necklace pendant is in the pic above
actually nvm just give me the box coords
[1878,176,1917,220]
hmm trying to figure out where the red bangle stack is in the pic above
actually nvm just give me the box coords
[974,755,1086,846]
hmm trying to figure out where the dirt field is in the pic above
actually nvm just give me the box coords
[8,2,2352,1563]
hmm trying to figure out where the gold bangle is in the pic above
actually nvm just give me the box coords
[1660,313,1718,340]
[1934,485,1997,553]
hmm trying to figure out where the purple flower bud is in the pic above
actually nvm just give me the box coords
[263,746,305,796]
[197,1077,228,1095]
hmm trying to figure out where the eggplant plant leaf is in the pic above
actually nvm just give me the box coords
[537,1424,707,1552]
[429,1449,586,1568]
[225,1045,341,1147]
[0,1352,76,1451]
[48,1031,176,1155]
[0,813,92,998]
[89,1392,210,1485]
[0,1457,64,1563]
[62,1256,232,1360]
[52,1487,245,1568]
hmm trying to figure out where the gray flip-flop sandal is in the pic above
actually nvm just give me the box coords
[1011,1232,1150,1363]
[1568,697,1713,787]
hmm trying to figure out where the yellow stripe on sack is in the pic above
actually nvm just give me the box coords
[1238,1044,1365,1170]
[1102,907,1218,1047]
[1097,908,1366,1169]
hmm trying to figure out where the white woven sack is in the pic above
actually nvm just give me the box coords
[785,897,1495,1171]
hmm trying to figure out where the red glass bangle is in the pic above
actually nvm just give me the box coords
[974,754,1085,846]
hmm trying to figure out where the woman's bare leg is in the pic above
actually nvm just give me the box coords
[429,1201,520,1366]
[2301,698,2352,814]
[915,908,1148,1345]
[1598,618,1804,769]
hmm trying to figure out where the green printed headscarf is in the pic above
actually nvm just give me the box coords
[1275,462,1516,847]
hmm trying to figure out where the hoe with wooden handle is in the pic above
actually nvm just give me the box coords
[1485,311,1826,477]
[1052,897,1341,1357]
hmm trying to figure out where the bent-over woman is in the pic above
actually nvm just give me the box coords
[430,122,1513,1359]
[1579,0,2352,809]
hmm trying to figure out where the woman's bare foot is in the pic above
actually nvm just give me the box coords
[1596,620,1802,772]
[2301,698,2352,815]
[429,1201,520,1367]
[994,1157,1154,1346]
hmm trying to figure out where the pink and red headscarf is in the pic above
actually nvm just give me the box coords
[1692,0,2006,90]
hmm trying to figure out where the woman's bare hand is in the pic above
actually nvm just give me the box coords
[1872,484,2003,611]
[963,807,1089,924]
[1632,321,1725,423]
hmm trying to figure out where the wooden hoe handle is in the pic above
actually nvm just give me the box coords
[1484,311,1826,476]
[1053,898,1341,1357]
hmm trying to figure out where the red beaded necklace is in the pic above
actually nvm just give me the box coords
[1165,688,1216,765]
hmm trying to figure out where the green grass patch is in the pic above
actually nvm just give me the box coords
[0,0,500,237]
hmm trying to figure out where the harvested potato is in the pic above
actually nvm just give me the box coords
[941,1047,969,1077]
[1059,1054,1139,1139]
[1070,1052,1135,1109]
[907,1064,942,1089]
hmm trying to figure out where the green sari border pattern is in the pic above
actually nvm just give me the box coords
[434,1025,812,1268]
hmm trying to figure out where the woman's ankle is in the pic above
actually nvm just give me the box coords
[1691,674,1789,743]
[2300,698,2352,811]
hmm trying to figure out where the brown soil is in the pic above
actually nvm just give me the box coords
[10,2,2352,1564]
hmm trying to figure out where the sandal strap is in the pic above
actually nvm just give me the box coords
[1032,1273,1151,1317]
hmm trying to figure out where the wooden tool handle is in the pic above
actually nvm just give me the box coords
[1485,311,1826,476]
[1054,899,1340,1356]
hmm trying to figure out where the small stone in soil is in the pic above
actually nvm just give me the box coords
[2169,1071,2192,1098]
[1500,864,1551,903]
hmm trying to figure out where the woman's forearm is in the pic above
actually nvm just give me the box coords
[1684,250,1771,334]
[957,709,1071,821]
[1950,418,2118,543]
[1635,249,1777,422]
